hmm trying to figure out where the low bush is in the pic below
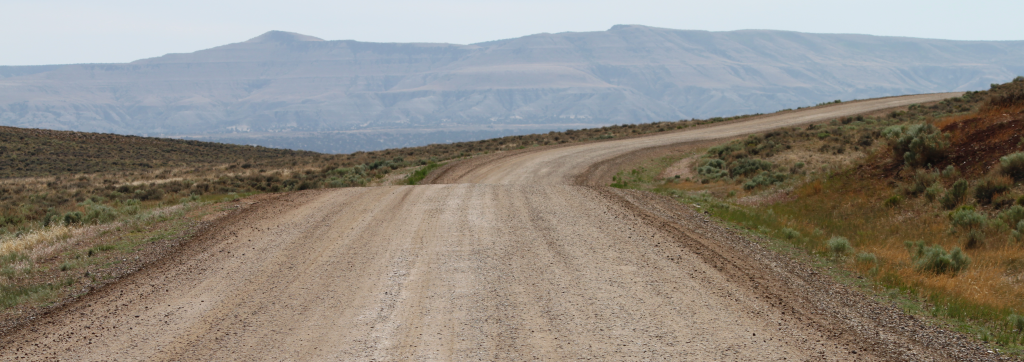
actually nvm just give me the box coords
[988,76,1024,108]
[965,230,986,249]
[940,179,969,210]
[1001,205,1024,228]
[62,212,82,225]
[906,241,970,275]
[992,193,1017,209]
[82,201,117,224]
[1001,152,1024,181]
[949,207,987,234]
[886,124,950,167]
[729,158,774,178]
[1009,314,1024,333]
[696,158,728,180]
[905,169,939,196]
[743,171,787,190]
[855,252,878,265]
[924,183,943,202]
[884,195,902,208]
[781,228,801,240]
[42,209,62,227]
[827,236,853,257]
[119,199,141,216]
[1012,220,1024,242]
[974,175,1013,205]
[406,162,444,185]
[179,194,201,204]
[941,165,959,179]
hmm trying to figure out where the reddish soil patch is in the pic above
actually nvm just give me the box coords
[861,107,1024,180]
[940,108,1024,177]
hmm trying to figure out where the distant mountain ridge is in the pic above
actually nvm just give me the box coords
[1,25,1022,153]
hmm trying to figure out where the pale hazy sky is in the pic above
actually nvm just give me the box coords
[2,0,1022,65]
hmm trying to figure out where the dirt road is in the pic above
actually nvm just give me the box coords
[3,92,998,361]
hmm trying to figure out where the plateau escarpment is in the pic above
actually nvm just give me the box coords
[1,25,1022,152]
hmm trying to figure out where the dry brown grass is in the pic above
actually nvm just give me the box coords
[0,224,73,259]
[649,83,1024,349]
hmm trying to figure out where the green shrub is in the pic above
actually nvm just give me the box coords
[705,144,742,159]
[781,228,801,240]
[62,211,83,225]
[992,193,1017,209]
[941,165,959,179]
[697,158,728,180]
[856,252,878,265]
[729,158,774,178]
[42,209,62,227]
[940,179,969,209]
[975,176,1013,205]
[884,195,902,208]
[924,183,944,202]
[905,169,939,196]
[119,199,141,216]
[179,194,201,204]
[1013,220,1024,242]
[906,241,970,275]
[82,201,117,224]
[965,230,986,249]
[1000,152,1024,180]
[743,171,786,190]
[949,207,987,234]
[886,124,950,167]
[1009,314,1024,333]
[988,77,1024,108]
[1001,205,1024,228]
[827,236,853,257]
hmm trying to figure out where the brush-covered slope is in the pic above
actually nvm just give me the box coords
[1,25,1023,153]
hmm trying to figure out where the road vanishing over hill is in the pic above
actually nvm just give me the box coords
[3,92,999,361]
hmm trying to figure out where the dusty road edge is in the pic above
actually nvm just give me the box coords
[596,187,998,360]
[0,191,319,338]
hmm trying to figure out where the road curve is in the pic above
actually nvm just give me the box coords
[2,92,994,361]
[429,92,961,185]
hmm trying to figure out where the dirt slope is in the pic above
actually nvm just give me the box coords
[2,92,1000,361]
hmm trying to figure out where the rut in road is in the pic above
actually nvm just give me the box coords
[1,92,998,361]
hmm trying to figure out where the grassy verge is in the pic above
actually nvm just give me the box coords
[608,79,1024,356]
[0,192,249,322]
[405,162,446,185]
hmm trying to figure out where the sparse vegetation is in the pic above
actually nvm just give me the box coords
[906,241,971,275]
[884,195,902,208]
[617,78,1024,354]
[884,124,950,167]
[940,180,970,210]
[975,175,1013,205]
[781,228,802,240]
[1002,152,1024,181]
[827,236,853,257]
[0,112,759,235]
[406,162,445,185]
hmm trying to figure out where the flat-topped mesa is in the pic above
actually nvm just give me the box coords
[1,25,1021,153]
[244,30,325,43]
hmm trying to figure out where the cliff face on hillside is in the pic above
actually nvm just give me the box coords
[1,25,1022,153]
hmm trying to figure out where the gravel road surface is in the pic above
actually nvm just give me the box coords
[4,92,1005,361]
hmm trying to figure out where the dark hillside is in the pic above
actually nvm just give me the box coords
[0,127,318,178]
